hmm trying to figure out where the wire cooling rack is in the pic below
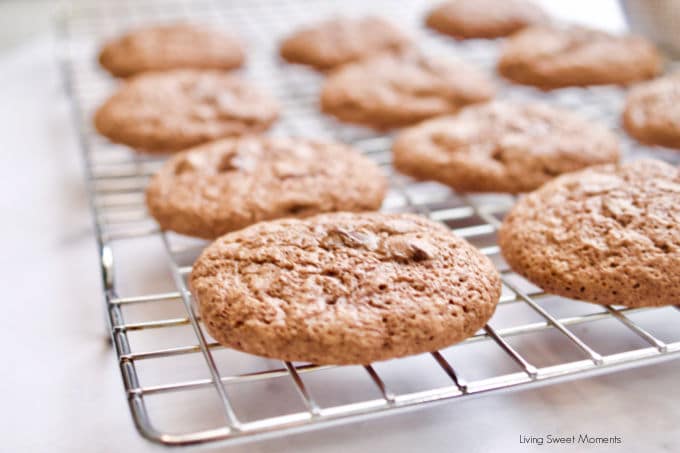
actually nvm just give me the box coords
[57,0,680,448]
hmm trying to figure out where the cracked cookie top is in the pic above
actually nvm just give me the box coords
[498,25,661,89]
[499,159,680,307]
[94,69,279,153]
[279,16,411,71]
[145,136,388,239]
[392,101,620,193]
[320,51,495,129]
[99,23,245,77]
[190,212,501,364]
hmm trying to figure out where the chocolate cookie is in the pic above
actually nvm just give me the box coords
[320,52,495,129]
[279,16,410,71]
[94,70,279,153]
[426,0,547,40]
[99,23,244,77]
[623,73,680,150]
[392,101,620,193]
[499,159,680,307]
[498,26,661,89]
[145,136,388,239]
[190,212,501,364]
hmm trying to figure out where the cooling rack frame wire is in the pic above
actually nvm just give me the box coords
[57,0,680,448]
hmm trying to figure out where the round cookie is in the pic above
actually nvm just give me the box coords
[498,26,661,89]
[320,52,495,129]
[279,16,411,71]
[99,23,244,77]
[426,0,547,40]
[190,212,501,365]
[499,159,680,307]
[145,136,388,239]
[392,101,620,193]
[623,73,680,149]
[94,70,279,153]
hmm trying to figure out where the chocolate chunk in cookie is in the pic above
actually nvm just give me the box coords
[426,0,548,40]
[623,72,680,150]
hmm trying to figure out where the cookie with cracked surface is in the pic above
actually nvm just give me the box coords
[498,26,661,89]
[392,101,620,193]
[145,136,388,239]
[94,70,279,153]
[623,73,680,150]
[426,0,548,40]
[99,23,245,77]
[499,159,680,307]
[190,212,501,365]
[320,52,495,129]
[279,16,411,71]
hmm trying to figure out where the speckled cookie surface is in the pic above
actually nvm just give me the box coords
[393,101,620,193]
[279,16,410,71]
[498,26,661,89]
[190,212,501,364]
[146,136,388,239]
[99,23,244,77]
[94,70,279,152]
[320,52,495,129]
[426,0,547,40]
[623,73,680,150]
[499,159,680,307]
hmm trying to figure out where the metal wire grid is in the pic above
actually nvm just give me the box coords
[58,0,680,448]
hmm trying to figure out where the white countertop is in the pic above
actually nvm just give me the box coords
[1,2,679,451]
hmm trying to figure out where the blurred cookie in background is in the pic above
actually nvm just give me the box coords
[279,16,411,71]
[94,69,279,152]
[623,72,680,150]
[498,25,662,89]
[99,23,245,77]
[392,101,620,193]
[320,51,495,129]
[426,0,548,40]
